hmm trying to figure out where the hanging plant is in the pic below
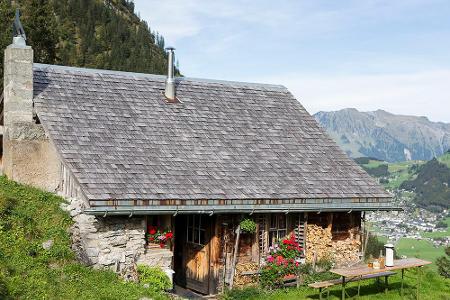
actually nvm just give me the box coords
[240,218,257,234]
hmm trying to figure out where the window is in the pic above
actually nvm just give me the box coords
[268,214,287,247]
[187,215,207,245]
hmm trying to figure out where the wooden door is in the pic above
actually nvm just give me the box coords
[184,215,211,294]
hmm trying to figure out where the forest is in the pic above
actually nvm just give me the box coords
[0,0,176,89]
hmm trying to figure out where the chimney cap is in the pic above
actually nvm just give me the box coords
[165,46,175,51]
[13,8,27,43]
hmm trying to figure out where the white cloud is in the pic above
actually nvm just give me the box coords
[133,0,450,123]
[256,70,450,122]
[134,0,442,43]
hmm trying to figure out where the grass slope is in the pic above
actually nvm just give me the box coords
[0,176,166,300]
[223,268,450,300]
[396,239,446,267]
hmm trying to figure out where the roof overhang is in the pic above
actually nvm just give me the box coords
[84,203,402,216]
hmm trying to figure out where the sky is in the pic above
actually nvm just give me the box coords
[134,0,450,122]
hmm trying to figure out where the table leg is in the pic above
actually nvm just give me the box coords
[401,269,404,297]
[416,266,422,300]
[342,276,346,300]
[357,276,361,298]
[385,275,389,294]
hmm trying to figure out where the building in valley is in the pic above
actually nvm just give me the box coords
[1,32,395,294]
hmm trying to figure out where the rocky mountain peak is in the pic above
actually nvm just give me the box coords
[314,108,450,162]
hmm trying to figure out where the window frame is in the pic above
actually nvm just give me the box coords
[268,214,288,247]
[186,215,207,246]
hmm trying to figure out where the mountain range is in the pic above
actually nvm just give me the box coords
[314,108,450,162]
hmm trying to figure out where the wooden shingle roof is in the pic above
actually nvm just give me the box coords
[33,64,391,206]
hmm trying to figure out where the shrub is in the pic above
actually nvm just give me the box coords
[137,265,172,292]
[0,195,16,215]
[315,257,334,272]
[436,220,448,228]
[364,233,386,260]
[436,246,450,278]
[0,271,10,300]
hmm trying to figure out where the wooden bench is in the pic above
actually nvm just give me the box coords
[308,271,396,300]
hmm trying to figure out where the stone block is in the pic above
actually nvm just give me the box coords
[86,247,99,258]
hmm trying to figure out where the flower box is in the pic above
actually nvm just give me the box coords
[146,226,173,249]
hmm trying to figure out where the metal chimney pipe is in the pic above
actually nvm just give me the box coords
[164,47,176,100]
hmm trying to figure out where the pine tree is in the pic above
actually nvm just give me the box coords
[0,0,179,94]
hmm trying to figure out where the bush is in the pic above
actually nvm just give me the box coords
[436,220,448,228]
[0,195,17,215]
[364,233,386,260]
[0,271,10,300]
[436,246,450,278]
[137,265,172,292]
[315,257,334,272]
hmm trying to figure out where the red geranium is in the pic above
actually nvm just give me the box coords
[165,232,174,239]
[148,226,157,235]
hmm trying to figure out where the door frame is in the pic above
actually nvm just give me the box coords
[174,215,216,295]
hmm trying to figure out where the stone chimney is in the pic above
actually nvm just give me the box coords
[1,12,60,191]
[3,37,33,125]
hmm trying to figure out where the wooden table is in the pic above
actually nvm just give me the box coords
[331,258,432,300]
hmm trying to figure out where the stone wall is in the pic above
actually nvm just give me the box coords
[63,196,173,279]
[2,124,61,192]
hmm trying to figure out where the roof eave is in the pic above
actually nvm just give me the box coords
[84,203,402,216]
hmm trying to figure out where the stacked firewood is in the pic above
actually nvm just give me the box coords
[333,239,361,265]
[306,224,333,262]
[306,224,360,266]
[233,262,259,286]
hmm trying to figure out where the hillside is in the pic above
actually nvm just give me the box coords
[0,176,166,299]
[314,108,450,162]
[401,157,450,211]
[355,151,450,211]
[0,0,175,88]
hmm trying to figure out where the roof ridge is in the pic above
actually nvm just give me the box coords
[33,63,288,90]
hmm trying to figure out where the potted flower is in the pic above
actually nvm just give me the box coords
[146,226,174,249]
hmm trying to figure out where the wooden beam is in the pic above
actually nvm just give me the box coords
[327,213,334,231]
[229,221,241,289]
[209,216,221,294]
